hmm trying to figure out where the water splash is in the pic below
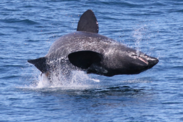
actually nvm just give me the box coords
[133,25,147,56]
[29,70,100,90]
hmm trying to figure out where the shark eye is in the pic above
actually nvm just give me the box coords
[131,54,138,58]
[131,52,141,58]
[132,54,137,56]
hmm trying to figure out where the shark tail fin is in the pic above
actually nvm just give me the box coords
[28,57,48,73]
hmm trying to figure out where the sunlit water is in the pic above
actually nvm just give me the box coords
[0,0,183,121]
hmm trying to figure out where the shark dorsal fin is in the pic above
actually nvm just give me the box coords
[77,9,99,33]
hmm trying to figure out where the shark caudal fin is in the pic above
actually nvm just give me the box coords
[28,57,48,73]
[77,9,99,33]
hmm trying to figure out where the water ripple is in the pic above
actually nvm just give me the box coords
[0,18,38,25]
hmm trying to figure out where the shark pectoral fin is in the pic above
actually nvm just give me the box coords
[77,9,99,33]
[68,51,103,69]
[87,64,108,75]
[28,57,48,73]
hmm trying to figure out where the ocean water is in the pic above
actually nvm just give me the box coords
[0,0,183,121]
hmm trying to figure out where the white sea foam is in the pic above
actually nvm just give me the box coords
[28,70,100,90]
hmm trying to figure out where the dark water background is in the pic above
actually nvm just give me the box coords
[0,0,183,121]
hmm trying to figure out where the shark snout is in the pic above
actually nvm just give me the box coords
[139,54,159,68]
[147,56,159,68]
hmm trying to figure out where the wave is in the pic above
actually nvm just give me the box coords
[0,18,38,25]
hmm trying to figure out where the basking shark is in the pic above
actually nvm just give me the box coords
[28,9,158,77]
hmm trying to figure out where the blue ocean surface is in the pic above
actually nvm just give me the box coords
[0,0,183,121]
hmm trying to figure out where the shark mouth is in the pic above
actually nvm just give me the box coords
[138,57,148,65]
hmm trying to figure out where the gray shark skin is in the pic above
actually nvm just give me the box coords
[28,9,158,77]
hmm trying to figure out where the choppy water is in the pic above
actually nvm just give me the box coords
[0,0,183,121]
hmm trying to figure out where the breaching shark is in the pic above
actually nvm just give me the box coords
[28,9,158,78]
